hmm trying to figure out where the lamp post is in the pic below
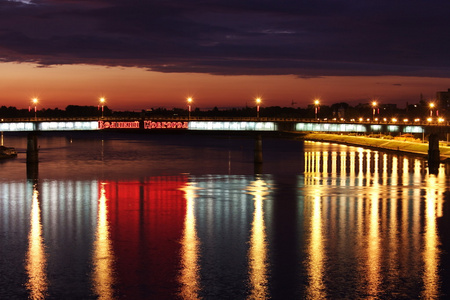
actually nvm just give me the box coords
[372,101,378,121]
[314,99,320,119]
[32,98,38,120]
[429,102,435,117]
[99,97,105,118]
[187,97,193,120]
[256,98,261,119]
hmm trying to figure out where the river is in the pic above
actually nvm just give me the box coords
[1,132,449,299]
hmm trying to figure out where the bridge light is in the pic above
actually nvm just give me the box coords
[187,97,193,120]
[438,118,444,123]
[371,101,378,121]
[31,98,38,120]
[391,118,397,122]
[99,97,106,119]
[414,118,421,122]
[403,118,409,122]
[427,117,432,122]
[313,99,320,119]
[429,102,435,117]
[255,97,262,119]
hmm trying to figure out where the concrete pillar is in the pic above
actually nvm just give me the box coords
[254,134,263,174]
[428,133,440,174]
[26,133,39,179]
[26,133,39,163]
[27,161,39,180]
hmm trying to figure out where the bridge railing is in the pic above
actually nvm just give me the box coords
[0,116,449,126]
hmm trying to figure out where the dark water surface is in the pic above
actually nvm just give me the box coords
[1,132,450,299]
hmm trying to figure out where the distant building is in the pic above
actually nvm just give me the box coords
[436,88,450,115]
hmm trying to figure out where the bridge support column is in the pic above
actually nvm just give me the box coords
[254,134,263,174]
[27,133,39,163]
[428,133,440,174]
[26,133,39,179]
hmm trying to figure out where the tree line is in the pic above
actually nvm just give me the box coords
[0,101,439,119]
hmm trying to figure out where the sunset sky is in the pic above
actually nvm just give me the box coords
[1,0,450,111]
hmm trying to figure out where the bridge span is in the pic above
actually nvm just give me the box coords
[0,117,446,175]
[0,116,437,135]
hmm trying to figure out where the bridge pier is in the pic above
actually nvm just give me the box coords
[27,133,39,163]
[26,133,39,179]
[254,134,263,174]
[428,133,440,174]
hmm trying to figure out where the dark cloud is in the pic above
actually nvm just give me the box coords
[1,0,450,77]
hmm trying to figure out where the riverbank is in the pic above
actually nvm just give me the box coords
[302,133,450,161]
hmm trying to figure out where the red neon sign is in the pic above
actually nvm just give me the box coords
[144,121,188,129]
[98,121,140,129]
[98,120,188,130]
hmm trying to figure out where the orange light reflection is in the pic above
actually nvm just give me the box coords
[422,176,440,299]
[92,182,116,299]
[246,178,270,299]
[306,193,326,299]
[26,184,48,300]
[179,182,202,299]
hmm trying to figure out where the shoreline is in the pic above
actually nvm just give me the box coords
[301,133,450,161]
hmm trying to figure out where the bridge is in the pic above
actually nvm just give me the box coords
[0,116,446,175]
[1,116,442,134]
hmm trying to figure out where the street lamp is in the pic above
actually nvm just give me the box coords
[429,102,436,117]
[372,101,378,121]
[99,97,105,118]
[187,97,193,119]
[314,99,320,119]
[256,97,261,119]
[31,98,38,120]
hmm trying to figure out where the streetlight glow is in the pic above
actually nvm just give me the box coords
[371,100,378,121]
[256,97,261,119]
[429,102,437,117]
[31,98,38,120]
[187,97,193,119]
[314,99,320,119]
[99,97,106,118]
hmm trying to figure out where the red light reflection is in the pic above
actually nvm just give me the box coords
[101,176,188,298]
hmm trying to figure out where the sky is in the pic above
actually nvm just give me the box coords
[1,0,450,111]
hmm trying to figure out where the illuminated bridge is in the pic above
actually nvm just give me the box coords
[0,117,438,135]
[1,117,446,175]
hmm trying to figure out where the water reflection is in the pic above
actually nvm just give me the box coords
[179,182,201,299]
[246,177,271,299]
[102,176,187,299]
[305,192,326,299]
[303,141,444,298]
[92,182,116,299]
[2,137,450,299]
[366,181,381,298]
[422,175,441,299]
[25,182,48,300]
